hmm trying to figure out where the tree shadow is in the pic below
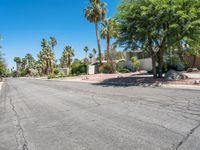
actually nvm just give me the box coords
[93,76,166,87]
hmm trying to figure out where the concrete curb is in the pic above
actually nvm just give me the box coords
[0,82,3,92]
[23,77,200,91]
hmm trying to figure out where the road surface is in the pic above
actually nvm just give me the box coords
[0,78,200,150]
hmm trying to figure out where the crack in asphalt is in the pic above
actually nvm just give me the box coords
[6,82,29,150]
[175,122,200,150]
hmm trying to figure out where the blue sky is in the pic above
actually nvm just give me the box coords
[0,0,120,68]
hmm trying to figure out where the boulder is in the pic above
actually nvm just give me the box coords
[164,70,188,81]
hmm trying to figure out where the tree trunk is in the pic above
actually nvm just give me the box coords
[95,23,102,65]
[151,52,157,78]
[106,35,111,63]
[148,38,157,78]
[106,35,114,73]
[158,48,164,78]
[192,56,197,68]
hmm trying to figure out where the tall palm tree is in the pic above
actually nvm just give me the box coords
[84,0,107,64]
[92,48,97,58]
[88,53,93,63]
[41,39,48,49]
[61,46,75,68]
[38,40,55,75]
[49,37,57,50]
[84,46,89,59]
[25,53,34,66]
[100,18,118,63]
[14,57,22,75]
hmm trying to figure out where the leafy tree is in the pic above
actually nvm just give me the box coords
[116,0,200,78]
[14,57,22,72]
[84,0,107,64]
[187,40,200,68]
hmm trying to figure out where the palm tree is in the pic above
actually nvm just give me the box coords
[92,48,97,58]
[88,53,93,63]
[38,39,55,75]
[25,53,34,66]
[41,39,48,49]
[49,37,57,50]
[14,57,22,75]
[61,46,75,68]
[100,18,118,64]
[84,46,89,59]
[84,0,107,64]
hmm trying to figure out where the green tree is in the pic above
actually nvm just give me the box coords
[0,51,6,78]
[83,46,89,59]
[100,18,118,63]
[60,46,75,68]
[14,57,22,75]
[188,40,200,68]
[88,53,93,63]
[38,39,55,75]
[92,48,97,58]
[49,37,57,50]
[25,53,34,66]
[84,0,107,64]
[116,0,200,78]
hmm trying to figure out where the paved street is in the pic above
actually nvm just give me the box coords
[0,79,200,150]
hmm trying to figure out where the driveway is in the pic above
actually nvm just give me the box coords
[0,79,200,150]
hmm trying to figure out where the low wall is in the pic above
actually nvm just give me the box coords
[139,58,152,71]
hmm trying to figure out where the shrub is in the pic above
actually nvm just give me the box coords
[20,69,28,77]
[164,56,185,72]
[71,63,87,75]
[116,60,133,73]
[99,63,113,74]
[48,73,56,79]
[131,56,141,71]
[117,68,130,73]
[54,69,60,75]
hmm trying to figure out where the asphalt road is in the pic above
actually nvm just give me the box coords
[0,78,200,150]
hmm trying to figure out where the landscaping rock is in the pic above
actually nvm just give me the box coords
[194,80,200,85]
[187,68,199,73]
[164,70,188,81]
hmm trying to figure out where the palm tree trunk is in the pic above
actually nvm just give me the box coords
[95,23,102,64]
[106,35,110,63]
[106,35,114,73]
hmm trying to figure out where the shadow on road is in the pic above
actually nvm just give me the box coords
[93,76,166,87]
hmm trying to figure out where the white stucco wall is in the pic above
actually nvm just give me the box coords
[139,58,152,71]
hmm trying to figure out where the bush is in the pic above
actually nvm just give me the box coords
[20,69,28,77]
[116,60,133,73]
[117,68,130,73]
[71,63,87,75]
[54,69,60,75]
[164,56,185,72]
[131,56,141,71]
[99,63,113,74]
[48,73,56,79]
